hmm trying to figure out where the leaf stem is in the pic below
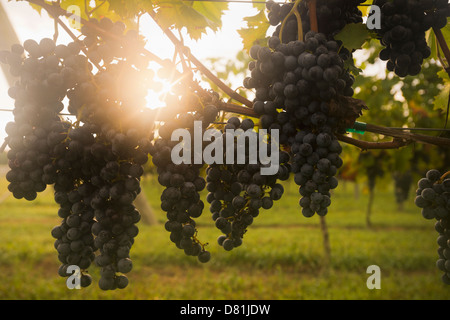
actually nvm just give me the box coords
[439,171,450,182]
[279,0,303,43]
[433,27,450,76]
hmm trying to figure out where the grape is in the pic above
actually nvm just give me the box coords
[371,0,449,77]
[245,28,348,217]
[206,118,290,251]
[150,89,219,262]
[414,169,450,284]
[0,17,158,290]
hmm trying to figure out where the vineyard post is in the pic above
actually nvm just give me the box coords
[307,0,332,266]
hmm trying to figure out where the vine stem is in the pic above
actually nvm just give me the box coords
[336,134,410,150]
[279,0,303,43]
[433,27,450,75]
[440,171,450,182]
[16,0,450,152]
[364,123,450,147]
[146,10,253,108]
[308,0,318,33]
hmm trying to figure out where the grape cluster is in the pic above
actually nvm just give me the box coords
[80,17,142,66]
[0,38,88,200]
[0,14,156,289]
[292,130,342,217]
[52,177,97,288]
[150,89,220,263]
[244,31,348,216]
[414,169,450,284]
[49,122,148,290]
[206,117,290,251]
[372,0,449,77]
[245,31,354,135]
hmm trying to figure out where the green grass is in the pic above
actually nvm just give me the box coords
[0,173,449,300]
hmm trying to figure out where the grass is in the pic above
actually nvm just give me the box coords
[0,172,449,300]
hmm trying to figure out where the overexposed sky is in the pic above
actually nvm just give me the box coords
[0,0,260,143]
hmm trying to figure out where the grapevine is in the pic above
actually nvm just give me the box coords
[0,0,449,291]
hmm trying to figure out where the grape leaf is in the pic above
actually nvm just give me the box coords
[251,0,266,10]
[107,0,143,18]
[237,9,270,52]
[334,23,374,52]
[192,0,228,29]
[433,69,450,111]
[344,57,363,77]
[153,0,227,40]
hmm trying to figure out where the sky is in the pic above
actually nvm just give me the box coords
[0,0,260,144]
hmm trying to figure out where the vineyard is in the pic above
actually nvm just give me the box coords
[0,0,449,300]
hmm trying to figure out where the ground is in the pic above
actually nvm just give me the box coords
[0,168,449,300]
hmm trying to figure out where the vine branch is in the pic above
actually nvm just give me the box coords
[146,10,254,108]
[337,134,411,150]
[364,123,450,147]
[308,0,318,33]
[19,0,450,152]
[433,26,450,75]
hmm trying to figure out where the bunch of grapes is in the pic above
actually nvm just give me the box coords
[245,31,354,132]
[371,0,450,77]
[414,169,450,284]
[291,130,342,217]
[244,30,349,216]
[205,117,290,251]
[150,87,220,263]
[0,15,158,290]
[1,38,89,201]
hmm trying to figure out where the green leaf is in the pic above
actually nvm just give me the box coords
[426,19,450,62]
[344,57,363,77]
[192,0,228,28]
[433,69,450,111]
[251,0,265,10]
[178,4,215,40]
[107,0,142,18]
[154,0,226,40]
[237,9,270,52]
[335,23,373,52]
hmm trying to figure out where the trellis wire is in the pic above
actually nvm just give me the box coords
[0,107,449,132]
[180,0,373,4]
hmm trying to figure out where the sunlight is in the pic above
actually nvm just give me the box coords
[145,77,172,110]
